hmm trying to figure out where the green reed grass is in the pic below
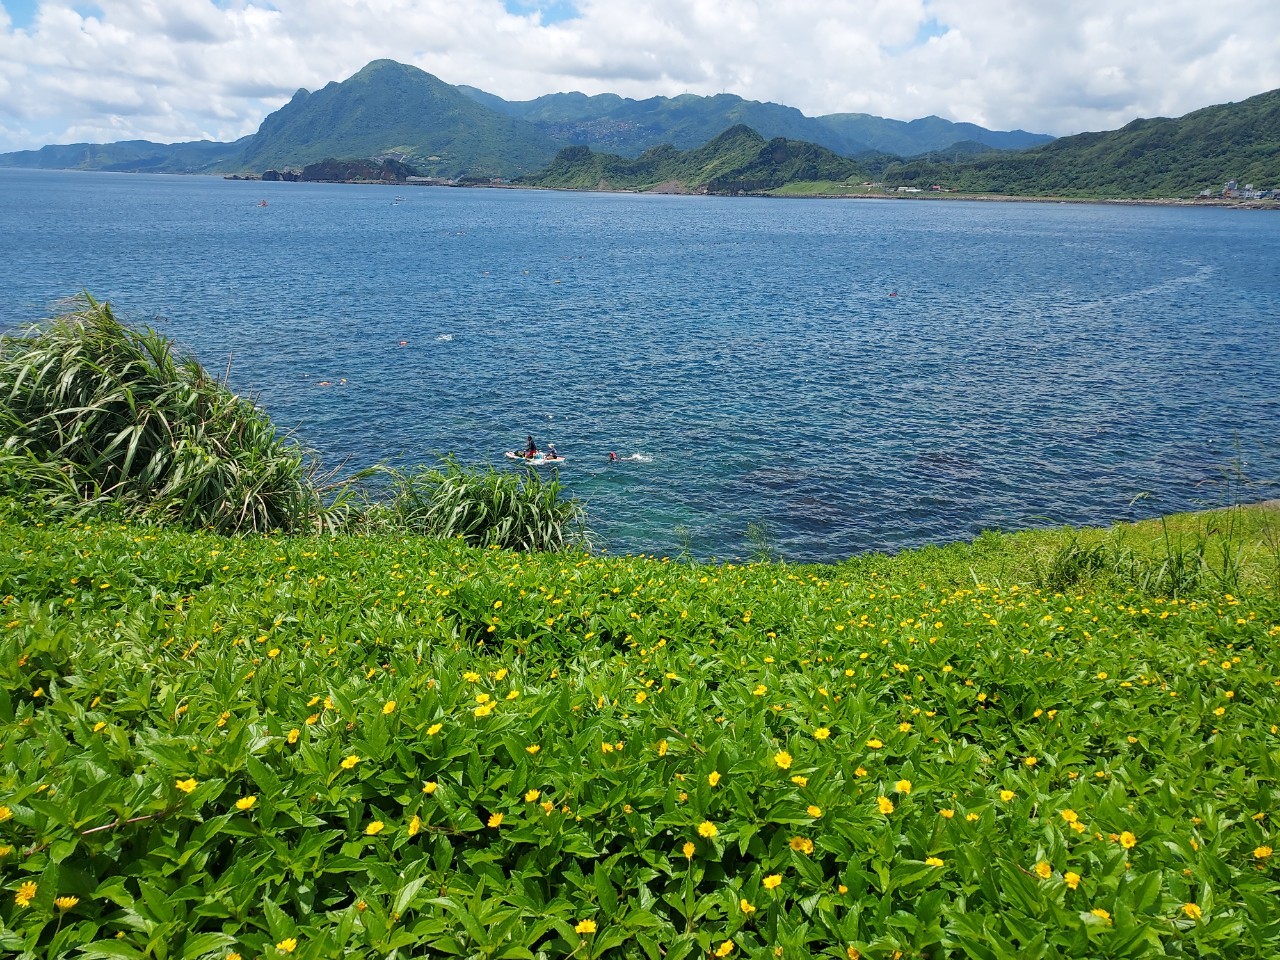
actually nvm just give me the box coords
[366,457,587,552]
[0,294,344,533]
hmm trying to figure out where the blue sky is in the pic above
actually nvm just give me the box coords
[502,0,579,25]
[1,1,1278,153]
[2,0,35,28]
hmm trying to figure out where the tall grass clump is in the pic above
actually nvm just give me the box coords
[0,294,343,533]
[371,457,586,551]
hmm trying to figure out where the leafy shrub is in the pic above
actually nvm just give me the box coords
[367,457,586,552]
[0,295,344,533]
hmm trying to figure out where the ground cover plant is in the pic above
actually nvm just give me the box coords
[2,510,1278,959]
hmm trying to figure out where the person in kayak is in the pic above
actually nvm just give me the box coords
[547,444,558,460]
[524,435,537,458]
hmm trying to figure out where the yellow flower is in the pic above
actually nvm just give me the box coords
[525,789,541,802]
[1034,861,1052,879]
[422,781,438,794]
[366,820,385,836]
[855,766,867,777]
[789,836,814,854]
[463,671,480,683]
[847,949,862,960]
[698,820,718,838]
[740,897,756,914]
[1060,808,1079,824]
[898,722,912,733]
[925,856,944,867]
[878,796,895,814]
[790,775,809,786]
[806,805,823,818]
[966,812,980,822]
[940,808,955,819]
[762,874,782,890]
[838,884,848,894]
[0,845,12,857]
[774,751,792,770]
[1182,902,1202,920]
[1090,908,1112,925]
[575,918,597,935]
[235,796,257,811]
[93,721,107,733]
[682,841,695,858]
[267,648,280,659]
[1119,831,1137,849]
[999,789,1016,802]
[408,815,421,837]
[382,700,396,714]
[708,771,722,787]
[813,727,831,740]
[14,880,37,907]
[895,779,912,794]
[175,778,198,793]
[525,743,539,754]
[1064,871,1081,890]
[1255,845,1273,859]
[487,812,504,828]
[657,739,668,756]
[0,806,10,822]
[715,939,735,957]
[866,738,883,749]
[55,895,78,911]
[474,702,494,718]
[286,728,300,744]
[753,684,767,696]
[276,938,298,953]
[340,755,360,770]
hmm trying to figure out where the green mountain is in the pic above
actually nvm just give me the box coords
[457,85,1053,158]
[522,125,865,193]
[458,87,867,155]
[234,60,558,178]
[818,113,1050,157]
[880,87,1280,197]
[0,137,244,173]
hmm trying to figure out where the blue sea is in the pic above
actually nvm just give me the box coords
[3,168,1278,562]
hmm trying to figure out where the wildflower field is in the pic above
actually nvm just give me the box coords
[2,509,1279,959]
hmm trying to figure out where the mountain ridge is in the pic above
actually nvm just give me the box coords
[0,59,1050,176]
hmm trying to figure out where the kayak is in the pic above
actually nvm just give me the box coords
[506,451,566,466]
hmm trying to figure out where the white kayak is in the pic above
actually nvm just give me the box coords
[506,451,566,466]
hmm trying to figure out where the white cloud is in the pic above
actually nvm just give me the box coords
[1,0,1278,152]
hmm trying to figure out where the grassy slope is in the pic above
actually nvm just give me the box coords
[880,88,1280,199]
[2,505,1278,957]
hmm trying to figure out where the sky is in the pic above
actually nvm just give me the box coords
[1,0,1279,153]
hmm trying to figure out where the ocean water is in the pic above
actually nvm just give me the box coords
[3,168,1278,562]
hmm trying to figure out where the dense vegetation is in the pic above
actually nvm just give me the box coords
[0,296,340,534]
[879,88,1280,198]
[1,503,1278,958]
[523,126,865,194]
[0,297,581,549]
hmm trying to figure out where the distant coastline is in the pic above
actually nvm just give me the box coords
[217,171,1280,209]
